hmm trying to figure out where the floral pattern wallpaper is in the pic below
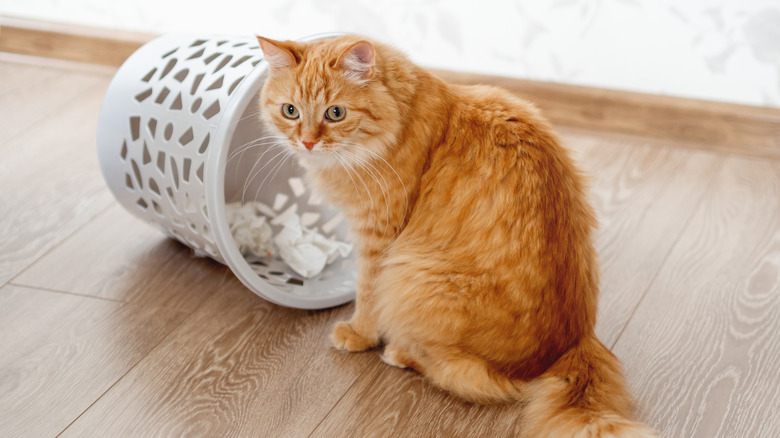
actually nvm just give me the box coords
[3,0,779,107]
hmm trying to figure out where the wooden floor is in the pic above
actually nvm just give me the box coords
[1,55,779,438]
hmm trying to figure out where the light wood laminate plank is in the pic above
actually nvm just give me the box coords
[0,75,115,286]
[613,157,780,438]
[60,286,372,438]
[582,141,723,346]
[13,205,224,313]
[0,61,107,144]
[312,356,524,438]
[0,285,187,437]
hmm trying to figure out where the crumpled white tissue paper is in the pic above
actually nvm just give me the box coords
[274,214,353,278]
[226,201,352,279]
[225,202,275,257]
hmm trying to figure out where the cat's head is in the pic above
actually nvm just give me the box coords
[257,35,401,169]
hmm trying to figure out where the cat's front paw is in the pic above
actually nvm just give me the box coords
[331,321,377,352]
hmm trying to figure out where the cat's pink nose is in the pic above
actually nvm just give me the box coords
[302,140,316,150]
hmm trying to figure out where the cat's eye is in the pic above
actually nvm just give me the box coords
[281,104,299,120]
[325,106,347,122]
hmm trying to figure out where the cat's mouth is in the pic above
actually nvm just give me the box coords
[290,142,343,168]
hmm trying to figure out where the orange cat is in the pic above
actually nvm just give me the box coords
[257,35,657,437]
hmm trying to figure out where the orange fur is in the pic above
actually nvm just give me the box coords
[257,35,657,437]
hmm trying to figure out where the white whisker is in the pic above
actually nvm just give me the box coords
[252,149,294,202]
[227,135,287,163]
[334,150,374,214]
[341,142,409,234]
[237,108,266,122]
[241,147,290,204]
[228,137,288,188]
[339,148,392,236]
[333,150,365,205]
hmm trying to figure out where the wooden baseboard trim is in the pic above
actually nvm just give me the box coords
[2,16,778,158]
[434,70,780,159]
[0,16,154,67]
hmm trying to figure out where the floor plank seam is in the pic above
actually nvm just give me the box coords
[608,154,728,351]
[560,126,780,162]
[0,53,118,78]
[53,292,214,438]
[4,282,128,304]
[0,76,108,145]
[305,355,378,438]
[6,202,115,289]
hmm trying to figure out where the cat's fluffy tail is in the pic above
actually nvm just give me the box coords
[521,335,658,438]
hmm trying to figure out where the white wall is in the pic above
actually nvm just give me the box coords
[3,0,779,108]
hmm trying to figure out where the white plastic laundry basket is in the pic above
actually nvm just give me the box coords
[97,34,356,309]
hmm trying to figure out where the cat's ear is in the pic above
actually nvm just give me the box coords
[337,40,375,81]
[257,36,297,72]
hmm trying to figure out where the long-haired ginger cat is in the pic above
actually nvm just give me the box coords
[257,35,657,437]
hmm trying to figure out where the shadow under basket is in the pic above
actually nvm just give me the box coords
[97,34,356,309]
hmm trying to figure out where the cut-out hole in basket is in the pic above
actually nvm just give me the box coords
[137,197,148,210]
[179,127,194,146]
[142,142,151,164]
[232,55,251,67]
[187,47,205,60]
[191,73,205,94]
[142,68,157,82]
[287,278,304,286]
[130,116,140,141]
[135,88,152,102]
[170,158,180,189]
[160,58,177,79]
[183,158,192,182]
[130,159,143,189]
[228,77,244,95]
[191,97,202,113]
[162,47,178,59]
[206,75,224,91]
[149,177,160,196]
[183,192,196,214]
[170,93,183,110]
[147,118,157,138]
[155,87,170,104]
[301,212,321,227]
[156,151,166,173]
[166,188,177,211]
[195,163,204,182]
[174,68,189,82]
[321,214,344,234]
[214,55,232,73]
[190,39,207,47]
[198,133,209,154]
[204,53,221,65]
[202,100,220,120]
[164,123,174,141]
[120,141,128,160]
[125,173,133,190]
